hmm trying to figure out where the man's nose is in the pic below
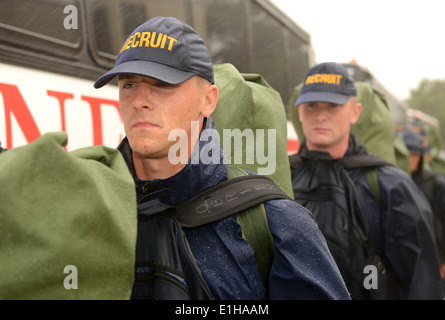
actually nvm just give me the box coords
[133,86,152,110]
[314,106,328,120]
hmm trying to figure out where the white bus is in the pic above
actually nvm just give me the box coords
[0,0,313,152]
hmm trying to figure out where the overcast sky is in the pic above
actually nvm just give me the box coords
[270,0,445,101]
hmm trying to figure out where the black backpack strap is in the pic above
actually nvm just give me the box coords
[291,153,389,169]
[174,175,291,228]
[137,171,292,294]
[339,154,390,168]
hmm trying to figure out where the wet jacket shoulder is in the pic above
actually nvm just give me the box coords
[118,117,350,300]
[413,167,445,263]
[413,166,445,223]
[345,135,442,299]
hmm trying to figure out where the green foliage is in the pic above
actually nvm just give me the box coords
[406,78,445,144]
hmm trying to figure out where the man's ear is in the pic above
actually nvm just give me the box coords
[201,85,219,117]
[297,104,303,121]
[350,102,362,125]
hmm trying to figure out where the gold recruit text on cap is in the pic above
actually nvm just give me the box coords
[119,32,178,54]
[305,74,343,85]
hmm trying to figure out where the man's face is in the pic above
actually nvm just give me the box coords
[298,98,361,153]
[409,152,422,173]
[118,75,207,161]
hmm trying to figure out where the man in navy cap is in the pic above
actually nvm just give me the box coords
[290,62,443,299]
[94,17,350,300]
[403,125,445,288]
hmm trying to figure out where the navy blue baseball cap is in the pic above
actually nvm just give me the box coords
[408,122,431,153]
[403,128,425,155]
[94,16,214,88]
[295,62,357,106]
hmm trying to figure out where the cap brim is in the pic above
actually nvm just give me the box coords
[295,92,351,106]
[94,60,197,88]
[406,146,423,155]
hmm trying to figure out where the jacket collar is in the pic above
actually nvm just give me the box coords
[117,117,228,205]
[298,134,368,160]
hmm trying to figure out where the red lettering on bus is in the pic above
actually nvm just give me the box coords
[47,90,74,134]
[0,83,41,148]
[80,95,121,145]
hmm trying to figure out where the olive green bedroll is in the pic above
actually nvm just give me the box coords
[213,63,293,198]
[0,132,137,300]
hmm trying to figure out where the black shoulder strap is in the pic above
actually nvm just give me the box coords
[174,175,291,228]
[339,154,389,168]
[137,174,291,228]
[137,170,286,290]
[290,153,389,169]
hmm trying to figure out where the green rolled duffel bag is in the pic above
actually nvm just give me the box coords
[0,132,137,300]
[213,63,293,198]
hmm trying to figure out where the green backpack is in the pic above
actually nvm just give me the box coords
[422,121,445,176]
[212,63,293,198]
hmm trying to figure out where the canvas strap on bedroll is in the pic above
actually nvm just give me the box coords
[132,166,291,300]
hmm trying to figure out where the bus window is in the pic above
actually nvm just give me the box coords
[250,1,287,103]
[283,28,311,110]
[0,0,82,57]
[0,0,315,153]
[342,62,408,125]
[191,0,250,69]
[86,0,190,69]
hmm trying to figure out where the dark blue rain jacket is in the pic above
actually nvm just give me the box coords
[298,134,442,300]
[118,117,351,300]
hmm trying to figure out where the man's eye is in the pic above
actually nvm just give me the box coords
[122,83,135,89]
